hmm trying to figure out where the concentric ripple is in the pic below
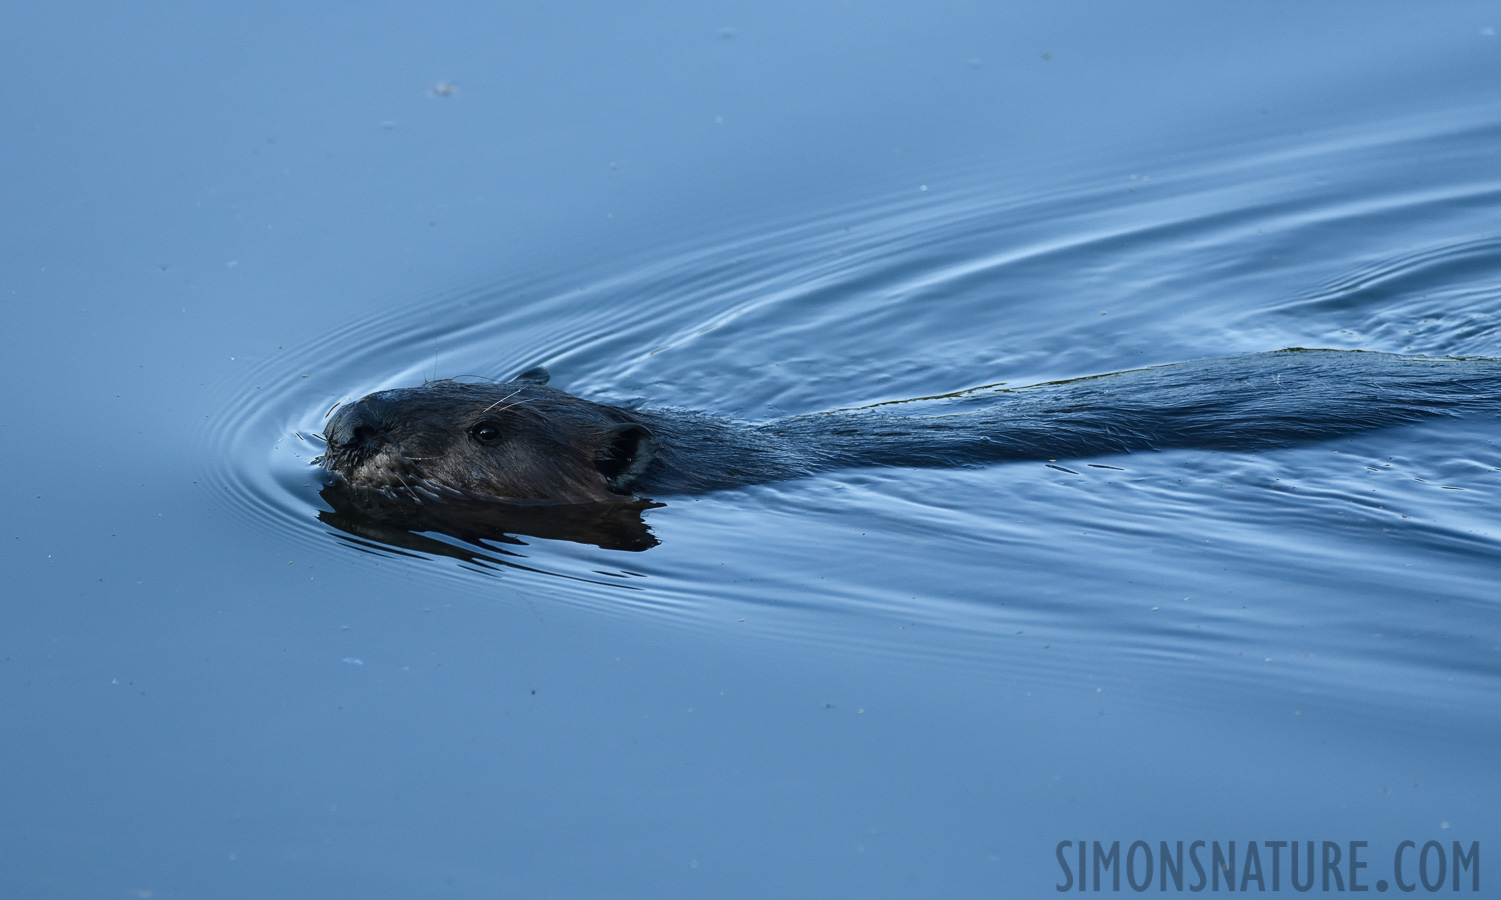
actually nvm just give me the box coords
[204,102,1501,719]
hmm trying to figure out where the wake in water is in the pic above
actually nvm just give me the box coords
[642,349,1501,491]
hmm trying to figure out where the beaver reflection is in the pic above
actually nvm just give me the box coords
[318,483,662,553]
[318,351,1501,551]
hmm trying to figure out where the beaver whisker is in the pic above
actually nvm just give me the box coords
[390,470,419,495]
[489,399,538,417]
[479,388,527,415]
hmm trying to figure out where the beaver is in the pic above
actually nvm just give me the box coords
[316,350,1501,547]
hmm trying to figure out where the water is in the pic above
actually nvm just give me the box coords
[4,2,1499,897]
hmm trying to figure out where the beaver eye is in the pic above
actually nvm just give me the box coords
[470,422,502,444]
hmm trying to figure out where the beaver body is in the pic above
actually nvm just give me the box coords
[320,349,1501,511]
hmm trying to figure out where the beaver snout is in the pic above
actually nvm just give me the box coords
[325,399,385,452]
[322,394,410,477]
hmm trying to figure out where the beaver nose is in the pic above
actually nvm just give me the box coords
[326,397,387,450]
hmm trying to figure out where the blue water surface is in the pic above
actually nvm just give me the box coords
[3,2,1499,897]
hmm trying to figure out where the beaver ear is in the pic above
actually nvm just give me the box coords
[510,365,550,385]
[596,423,657,492]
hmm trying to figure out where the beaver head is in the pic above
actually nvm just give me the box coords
[319,367,658,505]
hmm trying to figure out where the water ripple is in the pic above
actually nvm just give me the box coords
[205,102,1501,725]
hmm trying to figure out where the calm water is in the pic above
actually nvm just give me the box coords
[4,2,1500,897]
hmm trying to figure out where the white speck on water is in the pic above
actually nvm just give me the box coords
[1482,26,1495,36]
[342,657,363,666]
[226,260,238,268]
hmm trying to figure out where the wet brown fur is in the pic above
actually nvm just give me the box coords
[321,352,1501,508]
[321,372,666,505]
